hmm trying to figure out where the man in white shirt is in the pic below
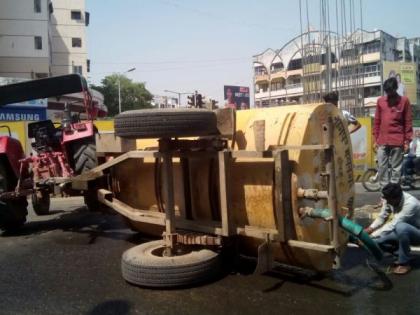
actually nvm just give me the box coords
[365,183,420,274]
[402,129,420,182]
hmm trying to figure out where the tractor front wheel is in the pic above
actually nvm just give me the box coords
[0,161,27,232]
[32,189,51,215]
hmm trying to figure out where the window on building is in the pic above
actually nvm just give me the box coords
[271,62,284,73]
[287,58,302,70]
[361,41,380,54]
[73,65,83,75]
[71,11,82,20]
[254,66,267,76]
[261,83,268,92]
[72,38,82,48]
[270,81,284,91]
[34,36,42,50]
[87,59,91,73]
[320,53,337,65]
[85,12,90,26]
[34,0,41,13]
[364,86,381,98]
[363,62,381,77]
[35,73,49,79]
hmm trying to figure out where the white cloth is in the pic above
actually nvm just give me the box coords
[370,192,420,237]
[406,138,420,157]
[397,83,406,97]
[341,109,358,125]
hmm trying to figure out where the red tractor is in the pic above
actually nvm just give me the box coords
[0,74,102,232]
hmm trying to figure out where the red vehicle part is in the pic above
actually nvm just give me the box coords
[62,121,95,144]
[20,151,74,182]
[0,136,26,176]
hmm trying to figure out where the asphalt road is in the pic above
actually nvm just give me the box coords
[1,184,420,315]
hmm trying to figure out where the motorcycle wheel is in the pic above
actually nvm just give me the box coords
[361,168,381,192]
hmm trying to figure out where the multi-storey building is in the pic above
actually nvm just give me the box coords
[152,95,179,108]
[253,29,420,115]
[50,0,89,76]
[0,0,90,79]
[0,0,52,78]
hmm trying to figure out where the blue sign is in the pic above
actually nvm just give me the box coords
[4,98,47,108]
[0,106,46,121]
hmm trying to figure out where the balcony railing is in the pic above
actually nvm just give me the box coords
[285,83,303,89]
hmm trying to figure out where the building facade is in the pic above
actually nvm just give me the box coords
[0,0,89,79]
[50,0,89,76]
[152,95,179,108]
[0,0,51,78]
[253,29,420,115]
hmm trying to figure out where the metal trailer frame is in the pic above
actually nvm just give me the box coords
[73,117,340,273]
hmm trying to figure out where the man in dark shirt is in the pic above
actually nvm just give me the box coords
[374,77,412,186]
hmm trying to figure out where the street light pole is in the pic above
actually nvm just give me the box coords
[118,78,121,114]
[118,67,136,114]
[163,90,192,108]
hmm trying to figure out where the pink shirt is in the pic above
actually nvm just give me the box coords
[374,95,412,146]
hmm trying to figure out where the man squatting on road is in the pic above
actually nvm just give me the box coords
[365,183,420,275]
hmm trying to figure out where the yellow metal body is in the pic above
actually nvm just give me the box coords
[114,103,354,271]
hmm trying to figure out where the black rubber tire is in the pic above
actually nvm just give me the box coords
[71,137,100,211]
[0,161,27,232]
[361,168,381,192]
[72,138,97,175]
[121,240,221,288]
[115,109,219,139]
[32,190,51,215]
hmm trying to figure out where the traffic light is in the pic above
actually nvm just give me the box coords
[187,94,195,107]
[196,94,203,108]
[211,99,218,109]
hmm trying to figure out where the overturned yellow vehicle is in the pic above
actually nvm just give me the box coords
[74,104,378,288]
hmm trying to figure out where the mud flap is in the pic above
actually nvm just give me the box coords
[0,198,27,231]
[254,238,274,274]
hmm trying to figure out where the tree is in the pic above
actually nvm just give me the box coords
[91,74,153,117]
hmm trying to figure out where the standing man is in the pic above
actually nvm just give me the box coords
[365,183,420,275]
[374,77,412,186]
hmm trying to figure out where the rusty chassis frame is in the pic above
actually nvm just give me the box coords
[74,118,341,272]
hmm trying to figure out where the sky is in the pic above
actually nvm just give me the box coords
[87,0,420,105]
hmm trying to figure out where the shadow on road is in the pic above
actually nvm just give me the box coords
[87,299,132,315]
[1,207,153,245]
[234,246,394,297]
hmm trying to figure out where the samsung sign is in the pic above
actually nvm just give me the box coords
[0,107,46,121]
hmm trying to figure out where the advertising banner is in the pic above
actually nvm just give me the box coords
[223,85,250,110]
[351,117,375,180]
[382,62,417,104]
[0,107,46,121]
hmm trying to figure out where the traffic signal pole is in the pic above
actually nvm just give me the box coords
[164,90,192,107]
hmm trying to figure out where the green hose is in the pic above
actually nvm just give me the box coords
[339,216,383,261]
[304,208,383,261]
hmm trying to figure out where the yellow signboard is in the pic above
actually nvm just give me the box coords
[383,61,417,104]
[351,117,374,180]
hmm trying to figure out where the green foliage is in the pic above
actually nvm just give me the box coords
[91,74,153,117]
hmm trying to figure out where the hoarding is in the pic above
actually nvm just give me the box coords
[0,107,46,121]
[383,62,417,104]
[223,85,250,110]
[351,117,375,180]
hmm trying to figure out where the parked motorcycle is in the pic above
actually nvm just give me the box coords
[361,157,420,192]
